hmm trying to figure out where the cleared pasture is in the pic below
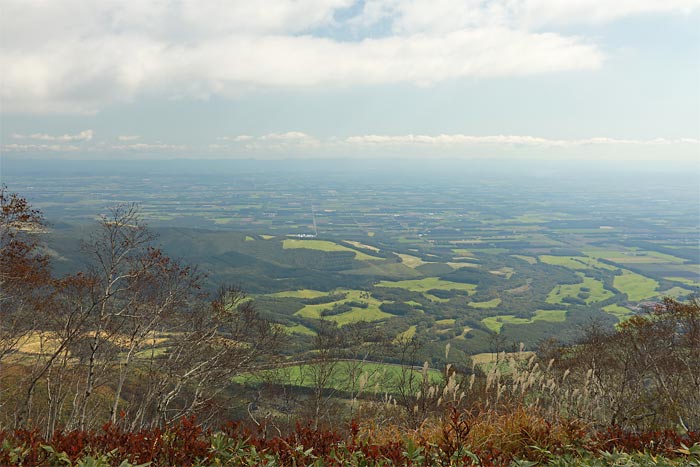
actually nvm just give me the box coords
[539,255,616,271]
[283,239,381,261]
[469,298,501,309]
[482,309,566,333]
[613,270,659,302]
[602,304,633,322]
[375,277,477,294]
[665,276,700,287]
[293,289,392,325]
[236,361,443,393]
[398,253,427,268]
[546,273,613,305]
[270,289,330,299]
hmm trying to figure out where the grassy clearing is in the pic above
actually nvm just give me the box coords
[614,270,659,301]
[469,298,502,309]
[260,235,275,240]
[445,261,478,269]
[511,255,537,264]
[244,235,255,241]
[602,304,633,322]
[238,360,442,393]
[398,253,427,268]
[539,255,616,271]
[293,289,392,325]
[435,319,456,326]
[665,276,700,287]
[212,217,234,224]
[376,277,477,294]
[282,239,381,261]
[345,240,380,252]
[394,325,417,343]
[546,273,613,305]
[489,267,514,279]
[451,248,475,257]
[482,310,567,333]
[269,289,330,299]
[584,248,686,265]
[284,324,316,336]
[660,286,692,298]
[482,316,531,332]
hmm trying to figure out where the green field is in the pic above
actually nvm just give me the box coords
[511,255,537,264]
[283,239,381,261]
[602,304,633,322]
[435,318,456,326]
[469,298,502,309]
[285,324,317,336]
[237,360,443,393]
[614,270,659,301]
[376,277,477,294]
[665,276,700,287]
[546,273,613,305]
[482,309,567,333]
[394,325,417,342]
[583,248,686,265]
[539,255,616,271]
[398,253,427,268]
[294,289,393,325]
[660,286,692,298]
[270,289,330,299]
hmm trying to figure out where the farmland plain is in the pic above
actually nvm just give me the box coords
[3,160,698,364]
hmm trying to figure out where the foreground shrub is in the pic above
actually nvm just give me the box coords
[2,410,699,466]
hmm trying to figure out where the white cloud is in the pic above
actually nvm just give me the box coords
[218,135,254,142]
[1,143,81,152]
[354,0,700,32]
[109,143,189,151]
[117,135,142,141]
[11,130,94,142]
[1,0,659,114]
[3,1,698,114]
[343,133,700,147]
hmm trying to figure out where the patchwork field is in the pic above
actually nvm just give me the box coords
[614,270,659,301]
[546,273,613,305]
[539,255,616,271]
[469,298,502,309]
[375,277,477,294]
[602,304,633,321]
[270,289,330,299]
[237,360,443,393]
[481,309,567,333]
[282,239,381,261]
[293,289,393,325]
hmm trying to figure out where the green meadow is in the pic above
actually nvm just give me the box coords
[236,360,443,393]
[602,304,633,322]
[614,270,659,301]
[482,309,567,333]
[546,273,613,305]
[293,289,393,325]
[375,277,477,294]
[469,298,502,309]
[283,239,381,261]
[539,255,616,271]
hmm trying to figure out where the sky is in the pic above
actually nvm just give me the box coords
[1,0,699,162]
